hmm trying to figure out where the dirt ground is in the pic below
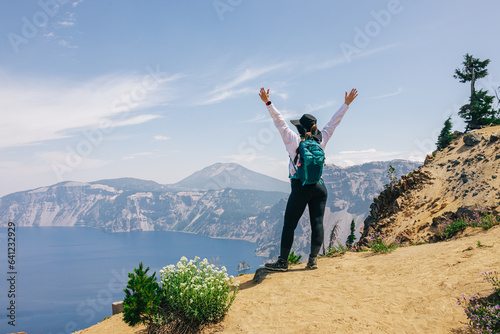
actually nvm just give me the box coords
[75,225,500,333]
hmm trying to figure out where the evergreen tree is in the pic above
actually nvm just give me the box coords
[122,262,161,326]
[385,165,398,190]
[458,90,499,128]
[454,54,499,130]
[346,219,357,248]
[436,116,453,150]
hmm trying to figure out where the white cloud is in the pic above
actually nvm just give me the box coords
[122,152,153,160]
[57,13,76,27]
[72,0,84,7]
[239,114,268,124]
[153,135,171,141]
[197,62,291,105]
[199,87,254,105]
[274,91,288,100]
[371,87,403,99]
[0,70,182,149]
[37,151,110,170]
[305,101,336,113]
[279,108,302,121]
[309,44,397,71]
[58,39,78,49]
[326,148,424,167]
[59,21,75,27]
[111,115,161,127]
[213,63,288,94]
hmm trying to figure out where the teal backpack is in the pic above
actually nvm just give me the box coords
[291,136,325,185]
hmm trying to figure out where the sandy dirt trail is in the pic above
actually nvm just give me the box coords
[75,226,500,334]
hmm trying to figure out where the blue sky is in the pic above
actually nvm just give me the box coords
[1,0,500,196]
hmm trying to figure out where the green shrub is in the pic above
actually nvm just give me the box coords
[436,212,500,240]
[123,262,161,326]
[287,251,302,265]
[457,271,500,333]
[123,257,239,333]
[438,218,468,239]
[159,256,238,329]
[324,243,349,256]
[367,234,399,254]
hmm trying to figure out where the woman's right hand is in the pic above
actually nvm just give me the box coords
[345,88,358,106]
[259,87,270,104]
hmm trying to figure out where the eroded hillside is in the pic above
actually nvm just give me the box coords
[360,125,500,244]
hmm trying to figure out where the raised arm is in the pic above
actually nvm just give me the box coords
[259,87,300,159]
[321,88,358,148]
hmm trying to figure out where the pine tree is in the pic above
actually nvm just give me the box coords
[122,262,161,326]
[385,165,398,190]
[436,116,453,150]
[346,219,357,248]
[454,54,499,130]
[458,90,499,128]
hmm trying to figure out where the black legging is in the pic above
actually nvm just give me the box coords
[280,178,328,260]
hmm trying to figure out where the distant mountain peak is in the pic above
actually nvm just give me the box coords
[193,162,245,177]
[172,162,289,193]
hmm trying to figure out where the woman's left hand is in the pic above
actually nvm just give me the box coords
[259,87,270,104]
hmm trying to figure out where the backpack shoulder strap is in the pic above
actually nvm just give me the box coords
[289,155,298,172]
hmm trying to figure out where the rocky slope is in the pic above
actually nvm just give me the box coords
[360,125,500,245]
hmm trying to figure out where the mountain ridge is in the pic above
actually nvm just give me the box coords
[0,159,421,259]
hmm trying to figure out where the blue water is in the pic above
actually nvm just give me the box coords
[0,227,265,334]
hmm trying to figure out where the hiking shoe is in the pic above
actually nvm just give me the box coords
[306,256,318,269]
[265,257,288,272]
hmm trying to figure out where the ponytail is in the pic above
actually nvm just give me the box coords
[293,124,318,165]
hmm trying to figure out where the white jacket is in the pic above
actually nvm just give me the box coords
[266,102,349,177]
